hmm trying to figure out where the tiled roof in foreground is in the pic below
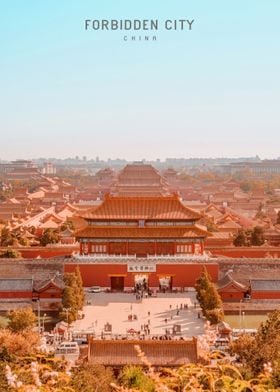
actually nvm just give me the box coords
[88,338,198,366]
[81,195,201,221]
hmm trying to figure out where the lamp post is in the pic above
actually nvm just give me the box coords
[242,311,245,331]
[32,298,41,333]
[63,307,71,340]
[42,313,47,333]
[239,299,243,329]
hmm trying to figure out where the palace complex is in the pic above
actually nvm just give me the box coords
[1,160,280,305]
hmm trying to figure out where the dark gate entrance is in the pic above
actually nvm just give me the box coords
[110,276,124,292]
[159,276,173,292]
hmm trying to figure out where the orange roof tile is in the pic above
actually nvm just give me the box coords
[88,339,198,366]
[75,225,209,239]
[80,195,201,221]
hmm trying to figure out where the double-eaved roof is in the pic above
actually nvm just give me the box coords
[80,195,201,221]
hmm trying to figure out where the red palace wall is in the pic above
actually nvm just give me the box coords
[208,246,280,258]
[37,290,62,299]
[251,291,280,300]
[0,246,79,259]
[64,263,219,288]
[219,291,244,301]
[0,291,33,299]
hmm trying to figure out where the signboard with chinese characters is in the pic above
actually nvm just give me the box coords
[127,264,156,273]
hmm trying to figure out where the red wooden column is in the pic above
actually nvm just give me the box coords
[107,242,111,255]
[154,242,157,255]
[84,242,88,255]
[126,241,129,255]
[191,243,195,255]
[200,241,204,255]
[79,242,83,255]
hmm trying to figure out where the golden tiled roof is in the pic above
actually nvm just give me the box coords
[80,195,201,221]
[88,338,198,366]
[75,225,208,239]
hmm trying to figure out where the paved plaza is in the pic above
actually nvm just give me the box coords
[72,292,205,338]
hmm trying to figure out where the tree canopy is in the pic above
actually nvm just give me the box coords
[70,363,115,392]
[40,228,60,246]
[231,310,280,377]
[0,227,16,247]
[233,229,247,247]
[60,267,84,323]
[195,267,224,324]
[0,249,22,258]
[8,307,37,332]
[251,226,265,246]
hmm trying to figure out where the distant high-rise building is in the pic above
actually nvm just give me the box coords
[41,162,56,175]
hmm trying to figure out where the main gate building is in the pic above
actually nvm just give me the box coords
[67,194,218,290]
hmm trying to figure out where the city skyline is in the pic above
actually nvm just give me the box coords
[1,0,280,160]
[0,154,278,164]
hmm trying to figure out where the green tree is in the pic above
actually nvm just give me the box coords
[71,364,115,392]
[40,228,59,246]
[119,365,155,392]
[74,266,85,310]
[195,267,224,324]
[60,285,78,323]
[229,333,255,369]
[0,329,40,357]
[0,249,22,258]
[233,230,247,247]
[251,226,265,246]
[240,180,252,192]
[8,307,37,332]
[60,269,84,323]
[18,236,29,246]
[0,227,15,246]
[230,310,280,377]
[60,220,75,232]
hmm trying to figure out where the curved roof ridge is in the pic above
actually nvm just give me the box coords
[80,195,202,221]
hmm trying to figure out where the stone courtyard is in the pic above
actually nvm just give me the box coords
[72,291,204,338]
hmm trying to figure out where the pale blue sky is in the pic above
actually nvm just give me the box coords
[1,0,279,160]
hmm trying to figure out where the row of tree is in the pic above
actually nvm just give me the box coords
[195,267,224,324]
[233,226,265,247]
[0,221,75,249]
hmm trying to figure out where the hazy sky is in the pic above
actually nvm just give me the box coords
[1,0,279,160]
